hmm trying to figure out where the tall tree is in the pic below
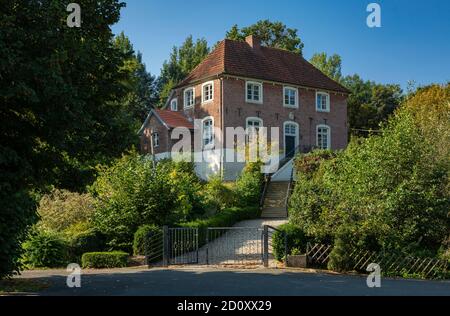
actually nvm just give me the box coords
[113,32,158,120]
[157,36,209,105]
[0,0,135,278]
[310,52,342,82]
[226,20,304,55]
[341,75,403,134]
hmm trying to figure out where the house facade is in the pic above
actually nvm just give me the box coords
[139,35,349,180]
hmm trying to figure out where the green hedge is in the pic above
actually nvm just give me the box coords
[272,223,310,261]
[180,206,260,246]
[67,230,107,263]
[133,225,161,256]
[21,230,68,268]
[81,251,129,269]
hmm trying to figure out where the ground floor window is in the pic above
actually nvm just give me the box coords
[316,125,330,149]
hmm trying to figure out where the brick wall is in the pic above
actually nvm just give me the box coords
[222,77,348,151]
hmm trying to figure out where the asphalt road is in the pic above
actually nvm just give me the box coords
[14,267,450,296]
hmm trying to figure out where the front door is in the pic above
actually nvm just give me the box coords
[285,135,296,158]
[284,123,298,158]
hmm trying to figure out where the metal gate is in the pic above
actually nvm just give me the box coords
[146,225,286,267]
[165,227,199,265]
[206,227,264,266]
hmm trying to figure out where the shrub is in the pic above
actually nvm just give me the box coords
[289,88,450,258]
[37,188,95,232]
[180,206,260,246]
[133,225,161,256]
[81,251,129,269]
[91,152,205,251]
[67,229,107,263]
[0,186,37,279]
[202,175,235,214]
[272,223,310,261]
[21,230,68,268]
[327,227,355,272]
[234,161,264,206]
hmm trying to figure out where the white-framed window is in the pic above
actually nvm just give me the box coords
[316,124,331,149]
[202,117,214,148]
[284,121,298,137]
[152,132,159,148]
[202,81,214,104]
[246,117,263,142]
[170,98,178,111]
[283,86,298,108]
[246,81,263,104]
[316,91,330,112]
[184,87,195,108]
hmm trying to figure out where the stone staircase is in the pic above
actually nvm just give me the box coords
[261,181,289,218]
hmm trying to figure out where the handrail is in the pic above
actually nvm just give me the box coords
[259,174,271,209]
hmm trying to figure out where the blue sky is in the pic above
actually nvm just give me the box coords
[112,0,450,89]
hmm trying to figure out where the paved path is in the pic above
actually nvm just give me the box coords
[12,267,450,296]
[171,218,287,266]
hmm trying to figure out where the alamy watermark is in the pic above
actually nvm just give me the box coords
[66,3,81,28]
[367,3,381,28]
[66,263,82,288]
[366,263,381,288]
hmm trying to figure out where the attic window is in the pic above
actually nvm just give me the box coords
[246,81,263,104]
[170,98,177,111]
[202,81,214,104]
[184,88,195,108]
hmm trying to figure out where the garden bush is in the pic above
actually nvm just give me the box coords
[133,225,161,256]
[202,175,235,214]
[91,152,205,251]
[21,230,68,268]
[234,161,264,206]
[288,84,450,265]
[81,251,129,269]
[0,186,36,279]
[272,223,310,261]
[37,188,95,232]
[67,229,107,263]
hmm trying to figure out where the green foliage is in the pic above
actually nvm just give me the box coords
[0,184,36,279]
[133,225,161,256]
[289,86,450,262]
[327,227,355,272]
[0,0,139,278]
[21,230,68,269]
[309,52,342,82]
[157,36,210,105]
[67,229,107,263]
[202,176,235,214]
[272,223,309,261]
[91,152,204,251]
[81,252,129,269]
[341,74,403,135]
[37,189,95,232]
[113,32,158,120]
[235,162,264,206]
[226,20,304,55]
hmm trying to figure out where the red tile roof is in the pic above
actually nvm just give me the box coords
[177,38,349,93]
[154,109,194,129]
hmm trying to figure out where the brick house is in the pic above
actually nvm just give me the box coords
[139,35,349,180]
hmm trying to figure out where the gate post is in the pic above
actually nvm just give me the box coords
[162,225,169,267]
[205,228,209,265]
[263,225,269,267]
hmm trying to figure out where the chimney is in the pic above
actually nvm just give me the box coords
[245,35,260,50]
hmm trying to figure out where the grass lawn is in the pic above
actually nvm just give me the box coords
[0,278,50,295]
